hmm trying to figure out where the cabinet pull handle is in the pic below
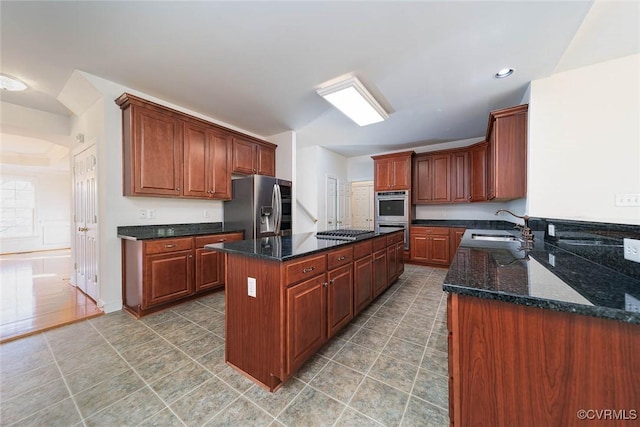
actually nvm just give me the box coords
[338,256,346,261]
[217,238,227,242]
[165,244,177,248]
[302,267,315,273]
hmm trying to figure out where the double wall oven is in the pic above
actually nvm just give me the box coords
[375,190,409,249]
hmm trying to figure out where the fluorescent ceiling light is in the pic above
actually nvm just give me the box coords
[0,74,28,91]
[316,76,389,126]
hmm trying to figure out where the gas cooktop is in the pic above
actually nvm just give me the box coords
[315,229,375,241]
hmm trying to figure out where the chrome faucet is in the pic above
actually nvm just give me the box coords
[495,209,534,243]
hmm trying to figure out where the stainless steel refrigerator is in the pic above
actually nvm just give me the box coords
[223,175,292,239]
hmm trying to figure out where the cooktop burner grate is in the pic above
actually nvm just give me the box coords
[315,229,375,241]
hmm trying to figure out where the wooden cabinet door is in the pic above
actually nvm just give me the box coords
[354,255,373,314]
[430,235,450,265]
[257,144,276,177]
[194,248,222,292]
[410,230,429,262]
[232,137,256,174]
[286,275,327,375]
[327,264,354,337]
[372,249,387,297]
[387,244,398,284]
[431,154,451,203]
[412,156,432,203]
[392,157,411,190]
[470,142,488,202]
[183,122,209,198]
[451,150,470,203]
[144,250,193,308]
[374,159,393,191]
[209,131,232,199]
[133,106,182,196]
[396,242,405,277]
[449,228,466,262]
[487,128,496,200]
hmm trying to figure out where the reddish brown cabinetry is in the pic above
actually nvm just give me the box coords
[183,123,232,199]
[224,230,404,391]
[486,104,528,200]
[469,142,488,202]
[231,136,276,177]
[372,151,414,191]
[410,226,465,267]
[413,153,451,203]
[450,151,470,203]
[122,232,242,317]
[448,293,640,426]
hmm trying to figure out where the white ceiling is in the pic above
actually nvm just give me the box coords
[1,1,638,158]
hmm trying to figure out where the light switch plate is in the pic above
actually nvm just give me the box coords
[548,224,555,237]
[247,277,257,298]
[615,193,640,207]
[623,238,640,263]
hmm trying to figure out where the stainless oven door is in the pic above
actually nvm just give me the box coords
[376,223,409,250]
[375,192,409,223]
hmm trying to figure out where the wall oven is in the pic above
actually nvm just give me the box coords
[375,190,409,223]
[375,190,410,250]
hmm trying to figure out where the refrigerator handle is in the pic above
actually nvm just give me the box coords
[273,184,282,235]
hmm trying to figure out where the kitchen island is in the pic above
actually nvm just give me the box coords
[445,228,640,426]
[206,229,405,391]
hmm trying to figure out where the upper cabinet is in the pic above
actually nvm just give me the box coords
[372,151,414,191]
[413,153,451,203]
[116,93,277,199]
[119,97,183,197]
[486,104,528,201]
[231,136,276,177]
[469,141,488,202]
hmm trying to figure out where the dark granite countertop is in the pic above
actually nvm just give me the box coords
[444,229,640,324]
[206,228,403,262]
[412,219,518,230]
[117,222,244,240]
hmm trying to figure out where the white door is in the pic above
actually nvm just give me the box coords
[72,145,99,301]
[326,176,338,230]
[351,181,374,230]
[338,181,351,229]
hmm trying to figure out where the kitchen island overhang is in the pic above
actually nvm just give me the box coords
[206,229,406,391]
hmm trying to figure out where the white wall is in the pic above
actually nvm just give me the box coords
[0,166,71,254]
[528,54,640,225]
[296,146,319,233]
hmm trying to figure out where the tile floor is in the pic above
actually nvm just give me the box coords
[0,264,450,426]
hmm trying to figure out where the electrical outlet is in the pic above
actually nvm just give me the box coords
[203,210,210,218]
[623,238,640,263]
[548,224,556,237]
[247,277,256,298]
[147,209,156,219]
[548,253,556,267]
[625,293,640,313]
[139,209,147,219]
[615,193,640,207]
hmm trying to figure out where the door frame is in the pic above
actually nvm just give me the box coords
[325,174,338,230]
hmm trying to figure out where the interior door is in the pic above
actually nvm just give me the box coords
[73,145,99,301]
[337,181,351,229]
[326,176,337,230]
[351,181,374,229]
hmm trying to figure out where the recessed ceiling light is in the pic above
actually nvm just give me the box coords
[494,68,515,79]
[316,76,389,126]
[0,74,28,91]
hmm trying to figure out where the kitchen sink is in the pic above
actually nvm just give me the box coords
[471,233,519,242]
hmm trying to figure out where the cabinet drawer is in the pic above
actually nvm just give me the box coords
[145,237,193,255]
[195,232,243,248]
[373,236,387,252]
[411,226,449,236]
[327,247,353,270]
[353,240,373,260]
[285,254,326,286]
[386,232,403,245]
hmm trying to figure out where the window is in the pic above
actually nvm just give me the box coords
[0,177,35,238]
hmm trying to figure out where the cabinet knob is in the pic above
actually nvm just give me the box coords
[302,266,315,273]
[329,279,335,285]
[322,282,328,287]
[188,254,193,259]
[338,256,346,261]
[176,187,181,191]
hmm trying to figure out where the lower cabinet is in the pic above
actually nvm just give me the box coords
[123,232,243,317]
[410,226,466,266]
[327,264,354,337]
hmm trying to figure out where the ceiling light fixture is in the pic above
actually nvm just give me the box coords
[316,76,389,126]
[0,74,28,91]
[494,68,515,79]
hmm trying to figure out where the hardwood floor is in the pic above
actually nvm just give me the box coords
[0,249,103,343]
